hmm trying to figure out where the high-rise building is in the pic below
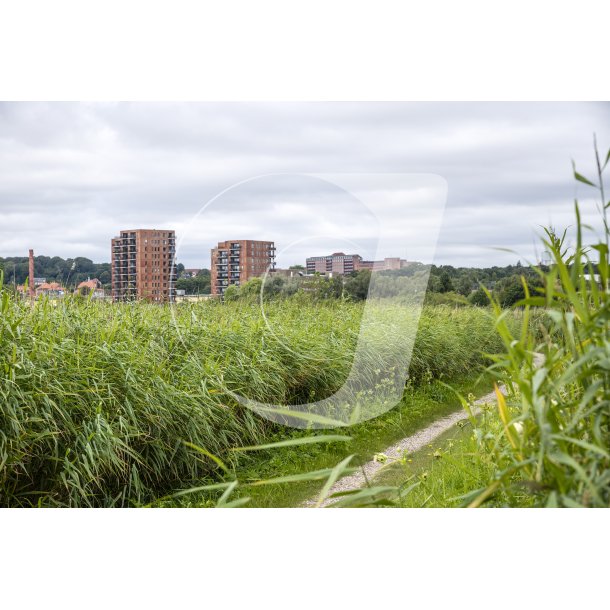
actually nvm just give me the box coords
[111,229,177,302]
[306,252,363,275]
[211,239,276,296]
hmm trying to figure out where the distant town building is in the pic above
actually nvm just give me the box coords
[211,239,276,296]
[306,253,409,274]
[35,282,65,298]
[181,268,201,278]
[75,278,105,299]
[306,252,363,275]
[272,268,332,279]
[306,252,408,275]
[111,229,177,302]
[359,257,409,271]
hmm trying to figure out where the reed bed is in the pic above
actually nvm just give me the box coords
[0,292,508,506]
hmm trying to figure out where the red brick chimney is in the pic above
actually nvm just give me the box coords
[29,249,35,299]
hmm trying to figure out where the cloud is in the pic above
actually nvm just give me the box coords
[0,102,608,267]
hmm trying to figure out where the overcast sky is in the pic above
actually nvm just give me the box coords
[0,102,608,268]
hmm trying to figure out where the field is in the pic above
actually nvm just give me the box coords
[0,293,514,507]
[2,148,608,509]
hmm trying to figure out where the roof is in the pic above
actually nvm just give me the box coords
[37,282,63,291]
[76,278,102,290]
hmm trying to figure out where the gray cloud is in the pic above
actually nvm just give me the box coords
[0,102,608,268]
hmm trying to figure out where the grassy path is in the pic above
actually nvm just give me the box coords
[221,374,494,508]
[302,386,500,507]
[301,354,544,508]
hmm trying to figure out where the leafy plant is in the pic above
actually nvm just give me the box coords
[471,141,610,507]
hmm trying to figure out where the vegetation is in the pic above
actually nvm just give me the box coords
[356,142,610,508]
[1,252,544,307]
[0,292,510,507]
[175,269,211,294]
[2,147,606,509]
[0,255,112,289]
[464,144,610,508]
[216,373,494,508]
[373,420,509,508]
[222,261,546,307]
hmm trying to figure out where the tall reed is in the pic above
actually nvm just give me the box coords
[468,142,610,507]
[0,289,505,506]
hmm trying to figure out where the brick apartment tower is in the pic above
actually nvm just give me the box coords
[111,229,177,302]
[211,240,276,296]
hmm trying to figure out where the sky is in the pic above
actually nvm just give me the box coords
[0,102,608,268]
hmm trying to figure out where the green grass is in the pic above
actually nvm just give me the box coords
[0,290,518,507]
[372,415,534,508]
[191,373,494,508]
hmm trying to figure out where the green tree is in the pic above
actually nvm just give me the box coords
[438,271,454,293]
[468,287,490,306]
[240,277,263,300]
[223,285,240,301]
[456,274,475,296]
[344,269,371,301]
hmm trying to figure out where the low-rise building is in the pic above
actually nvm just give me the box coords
[181,268,201,278]
[306,252,362,275]
[36,282,65,298]
[359,257,409,271]
[271,268,330,278]
[75,278,105,298]
[306,252,409,274]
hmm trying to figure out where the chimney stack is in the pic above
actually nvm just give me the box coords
[29,249,35,299]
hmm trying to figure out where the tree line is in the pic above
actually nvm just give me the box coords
[1,254,544,306]
[0,256,213,293]
[224,261,546,307]
[0,256,112,288]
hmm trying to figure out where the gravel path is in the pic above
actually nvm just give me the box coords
[304,354,544,507]
[302,387,501,508]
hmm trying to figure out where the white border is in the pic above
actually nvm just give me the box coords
[0,0,608,100]
[0,509,607,609]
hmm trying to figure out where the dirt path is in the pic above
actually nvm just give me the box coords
[302,387,500,508]
[304,354,544,507]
